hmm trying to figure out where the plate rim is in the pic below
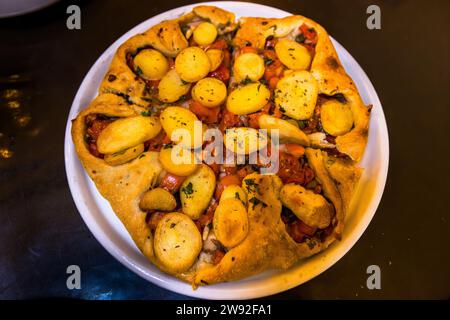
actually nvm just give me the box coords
[64,1,389,300]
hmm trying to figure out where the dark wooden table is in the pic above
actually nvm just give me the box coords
[0,0,449,299]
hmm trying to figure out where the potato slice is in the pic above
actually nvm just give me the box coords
[206,49,224,72]
[97,116,161,154]
[180,164,216,219]
[220,185,247,205]
[233,52,265,82]
[133,49,169,80]
[159,145,199,176]
[192,77,227,107]
[158,69,191,103]
[159,106,202,149]
[224,127,268,155]
[175,47,211,82]
[258,114,310,146]
[280,184,333,229]
[139,187,177,211]
[213,198,249,248]
[320,100,354,136]
[226,82,270,115]
[275,70,318,120]
[154,212,202,273]
[193,22,217,46]
[104,143,144,166]
[275,40,311,71]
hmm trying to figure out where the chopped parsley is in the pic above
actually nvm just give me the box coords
[264,57,274,66]
[241,76,252,85]
[295,34,306,43]
[181,182,194,197]
[135,66,143,77]
[248,197,267,209]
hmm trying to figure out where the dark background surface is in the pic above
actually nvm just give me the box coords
[0,0,449,300]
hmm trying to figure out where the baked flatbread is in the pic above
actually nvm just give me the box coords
[71,6,370,287]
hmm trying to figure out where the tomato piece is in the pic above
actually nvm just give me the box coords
[265,37,278,49]
[195,202,217,232]
[222,165,237,175]
[268,76,280,90]
[86,119,111,140]
[209,63,230,83]
[146,212,166,232]
[215,174,241,200]
[145,79,160,93]
[207,39,228,51]
[247,103,271,129]
[287,221,305,243]
[277,152,305,184]
[236,165,255,180]
[264,59,283,81]
[212,250,226,265]
[159,173,186,193]
[300,24,317,42]
[303,165,315,185]
[145,130,170,151]
[208,162,220,176]
[189,100,220,124]
[240,46,258,54]
[88,142,104,158]
[296,219,317,236]
[219,109,243,132]
[280,144,305,158]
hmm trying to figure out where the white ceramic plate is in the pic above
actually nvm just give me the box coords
[0,0,59,18]
[64,2,389,299]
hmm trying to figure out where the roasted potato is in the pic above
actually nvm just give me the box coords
[213,198,249,248]
[104,143,145,166]
[224,127,268,155]
[233,52,265,82]
[133,49,169,80]
[226,82,270,115]
[206,49,224,72]
[97,116,161,154]
[180,164,216,219]
[154,212,202,273]
[159,145,199,176]
[139,187,177,211]
[175,47,211,82]
[193,22,217,46]
[158,69,191,103]
[275,70,318,120]
[258,114,310,146]
[280,184,333,229]
[219,185,247,205]
[192,77,227,107]
[275,40,311,71]
[159,106,203,149]
[320,100,354,136]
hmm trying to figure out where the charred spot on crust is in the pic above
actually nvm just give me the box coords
[327,56,339,69]
[360,128,369,137]
[261,21,268,25]
[108,74,117,82]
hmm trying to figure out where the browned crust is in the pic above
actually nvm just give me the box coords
[234,16,371,161]
[305,148,362,240]
[193,172,334,286]
[71,8,368,286]
[99,5,237,107]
